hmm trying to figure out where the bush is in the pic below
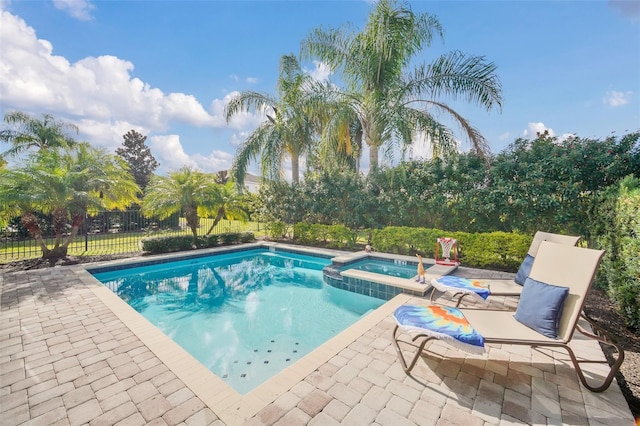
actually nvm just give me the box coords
[220,232,242,245]
[292,223,358,249]
[594,176,640,330]
[325,224,357,249]
[140,232,254,254]
[239,232,255,243]
[457,231,531,270]
[265,221,289,240]
[201,235,219,247]
[372,226,530,271]
[371,227,448,257]
[293,222,313,244]
[140,235,197,254]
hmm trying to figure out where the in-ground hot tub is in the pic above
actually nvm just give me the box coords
[323,252,457,300]
[341,257,426,279]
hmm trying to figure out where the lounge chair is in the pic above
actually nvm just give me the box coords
[393,241,624,392]
[430,231,581,307]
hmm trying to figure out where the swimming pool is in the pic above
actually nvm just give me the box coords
[342,258,422,279]
[91,248,384,394]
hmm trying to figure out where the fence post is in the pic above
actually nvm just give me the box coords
[85,213,89,252]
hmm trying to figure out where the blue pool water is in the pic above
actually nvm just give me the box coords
[343,258,425,279]
[92,249,384,394]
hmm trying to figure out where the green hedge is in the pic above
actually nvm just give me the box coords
[594,176,640,330]
[140,235,198,253]
[265,221,290,240]
[140,232,254,254]
[291,223,532,271]
[293,223,357,249]
[459,232,531,270]
[371,226,531,271]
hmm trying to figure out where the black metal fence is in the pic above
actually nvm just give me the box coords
[1,210,260,263]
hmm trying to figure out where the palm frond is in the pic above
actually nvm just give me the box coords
[224,91,277,122]
[0,111,79,158]
[406,51,503,112]
[230,122,275,187]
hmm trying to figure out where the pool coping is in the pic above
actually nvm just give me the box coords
[73,242,441,424]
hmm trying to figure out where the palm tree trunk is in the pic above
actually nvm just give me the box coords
[291,154,300,184]
[368,143,379,174]
[21,212,51,257]
[59,212,85,256]
[52,207,68,249]
[354,129,363,173]
[184,206,199,243]
[206,208,225,235]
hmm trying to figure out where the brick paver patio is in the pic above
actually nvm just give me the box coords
[0,261,635,425]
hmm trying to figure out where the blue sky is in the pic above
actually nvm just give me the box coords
[1,0,638,176]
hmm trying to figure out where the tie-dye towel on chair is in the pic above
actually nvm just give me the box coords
[393,304,485,354]
[431,275,490,302]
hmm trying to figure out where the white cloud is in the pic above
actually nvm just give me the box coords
[522,122,554,138]
[75,118,149,148]
[305,61,332,81]
[229,74,257,84]
[603,90,633,107]
[191,150,235,173]
[409,132,434,160]
[0,10,228,153]
[52,0,95,21]
[229,131,252,146]
[558,133,576,142]
[162,92,214,126]
[499,132,510,141]
[149,135,197,172]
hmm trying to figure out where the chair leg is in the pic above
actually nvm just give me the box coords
[392,325,435,374]
[561,324,625,393]
[428,287,437,304]
[428,286,467,307]
[455,293,469,307]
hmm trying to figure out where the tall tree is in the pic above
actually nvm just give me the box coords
[0,111,79,158]
[0,144,140,259]
[116,130,159,192]
[301,0,502,172]
[141,167,221,241]
[225,54,318,186]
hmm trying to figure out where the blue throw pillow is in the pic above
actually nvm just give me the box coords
[514,254,534,285]
[514,277,569,339]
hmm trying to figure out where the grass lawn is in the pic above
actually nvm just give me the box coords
[1,219,264,263]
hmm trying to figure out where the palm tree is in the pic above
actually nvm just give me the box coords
[0,111,79,158]
[225,54,318,186]
[205,181,248,235]
[301,0,502,172]
[141,167,221,241]
[0,143,140,259]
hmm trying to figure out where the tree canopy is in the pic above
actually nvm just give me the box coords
[115,130,159,192]
[142,167,227,241]
[0,143,139,258]
[0,111,79,158]
[301,0,502,172]
[225,54,317,187]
